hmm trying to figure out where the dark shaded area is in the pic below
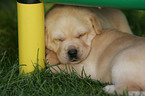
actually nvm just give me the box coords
[0,0,18,55]
[123,9,145,36]
[17,0,41,4]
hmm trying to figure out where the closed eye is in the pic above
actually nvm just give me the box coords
[78,33,86,38]
[55,38,64,42]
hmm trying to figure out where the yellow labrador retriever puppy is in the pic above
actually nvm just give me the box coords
[45,5,132,65]
[45,5,145,95]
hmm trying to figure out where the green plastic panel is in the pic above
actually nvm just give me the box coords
[41,0,145,10]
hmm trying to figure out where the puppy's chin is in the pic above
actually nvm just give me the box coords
[59,57,82,64]
[60,60,81,64]
[69,60,82,64]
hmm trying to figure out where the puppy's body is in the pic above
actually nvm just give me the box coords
[49,29,145,95]
[86,29,145,95]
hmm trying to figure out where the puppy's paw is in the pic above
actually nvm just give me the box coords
[103,85,116,94]
[46,50,60,65]
[128,91,145,96]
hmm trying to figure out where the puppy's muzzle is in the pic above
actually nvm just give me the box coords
[68,49,78,62]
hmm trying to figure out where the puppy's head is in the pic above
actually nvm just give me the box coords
[45,6,102,64]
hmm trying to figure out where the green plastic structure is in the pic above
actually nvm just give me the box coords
[42,0,145,10]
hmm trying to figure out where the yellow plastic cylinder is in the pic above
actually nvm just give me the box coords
[17,2,45,74]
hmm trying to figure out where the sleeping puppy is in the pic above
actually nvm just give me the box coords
[45,5,145,95]
[45,5,132,65]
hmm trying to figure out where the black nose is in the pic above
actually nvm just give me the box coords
[68,49,78,57]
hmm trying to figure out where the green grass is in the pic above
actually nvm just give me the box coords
[0,62,110,96]
[0,0,145,96]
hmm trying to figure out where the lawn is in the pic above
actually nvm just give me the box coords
[0,0,145,96]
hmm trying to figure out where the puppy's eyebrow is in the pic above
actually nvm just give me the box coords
[53,34,65,40]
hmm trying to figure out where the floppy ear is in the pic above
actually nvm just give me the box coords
[45,27,59,52]
[90,15,102,34]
